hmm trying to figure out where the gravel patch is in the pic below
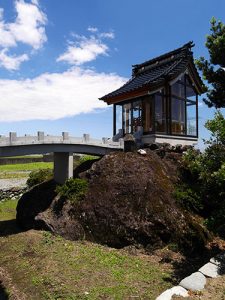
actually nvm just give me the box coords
[0,178,27,189]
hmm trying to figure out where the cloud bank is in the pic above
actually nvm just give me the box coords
[57,29,115,65]
[0,0,47,70]
[0,68,126,122]
[0,3,125,123]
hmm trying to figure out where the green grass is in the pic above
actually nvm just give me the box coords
[0,155,43,159]
[0,199,18,221]
[0,161,53,179]
[0,162,53,172]
[0,172,29,179]
[0,199,173,299]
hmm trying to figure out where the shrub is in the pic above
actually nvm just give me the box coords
[174,185,203,213]
[56,178,88,203]
[175,112,225,234]
[27,169,53,188]
[79,155,99,164]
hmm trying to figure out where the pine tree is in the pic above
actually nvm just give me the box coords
[196,17,225,108]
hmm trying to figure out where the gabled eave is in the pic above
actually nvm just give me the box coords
[99,42,206,105]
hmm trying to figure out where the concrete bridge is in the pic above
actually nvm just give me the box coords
[0,132,124,184]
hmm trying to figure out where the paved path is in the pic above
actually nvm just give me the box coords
[0,178,27,189]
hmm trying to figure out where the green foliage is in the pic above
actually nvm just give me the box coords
[196,17,225,108]
[176,112,225,234]
[79,155,99,164]
[27,168,53,188]
[42,231,54,245]
[205,110,225,145]
[56,178,88,203]
[174,185,202,213]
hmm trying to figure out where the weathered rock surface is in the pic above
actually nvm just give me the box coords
[16,151,210,250]
[179,272,206,291]
[156,286,189,299]
[199,262,220,278]
[210,253,225,266]
[17,180,57,230]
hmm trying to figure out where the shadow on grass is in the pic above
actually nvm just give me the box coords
[160,246,225,284]
[169,255,209,283]
[0,282,8,300]
[0,219,24,237]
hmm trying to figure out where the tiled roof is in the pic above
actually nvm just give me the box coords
[100,42,205,102]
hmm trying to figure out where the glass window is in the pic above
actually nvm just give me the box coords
[186,85,196,100]
[142,95,153,133]
[132,100,142,132]
[171,81,185,98]
[170,74,197,136]
[187,100,197,136]
[155,91,166,133]
[171,98,185,135]
[123,103,132,134]
[115,105,123,133]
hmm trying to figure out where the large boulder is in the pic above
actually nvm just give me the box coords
[17,151,210,250]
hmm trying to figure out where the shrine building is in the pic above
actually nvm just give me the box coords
[100,42,205,146]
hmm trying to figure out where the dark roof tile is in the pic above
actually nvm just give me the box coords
[100,42,205,102]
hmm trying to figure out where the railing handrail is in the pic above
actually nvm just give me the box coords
[0,132,124,149]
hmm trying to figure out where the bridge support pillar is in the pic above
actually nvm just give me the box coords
[54,152,73,184]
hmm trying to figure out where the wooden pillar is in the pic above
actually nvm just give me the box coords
[113,104,116,136]
[196,94,199,138]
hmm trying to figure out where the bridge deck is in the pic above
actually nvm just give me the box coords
[0,132,124,183]
[0,132,123,157]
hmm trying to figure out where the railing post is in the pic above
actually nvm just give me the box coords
[119,138,124,148]
[9,132,17,143]
[38,131,44,141]
[83,134,90,143]
[62,132,69,141]
[102,137,108,144]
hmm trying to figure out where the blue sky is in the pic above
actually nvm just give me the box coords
[0,0,225,148]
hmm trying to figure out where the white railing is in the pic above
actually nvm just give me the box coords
[0,132,124,149]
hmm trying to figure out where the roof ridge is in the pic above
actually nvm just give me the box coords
[100,58,187,100]
[132,41,194,73]
[99,42,205,102]
[133,53,182,77]
[144,57,184,85]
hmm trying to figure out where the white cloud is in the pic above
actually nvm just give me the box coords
[0,68,126,122]
[57,36,109,65]
[8,0,47,49]
[198,101,204,107]
[31,0,39,5]
[57,28,116,66]
[0,48,29,70]
[100,32,115,39]
[87,27,98,33]
[0,21,17,48]
[0,0,47,70]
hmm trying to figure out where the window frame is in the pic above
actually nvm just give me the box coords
[114,73,198,138]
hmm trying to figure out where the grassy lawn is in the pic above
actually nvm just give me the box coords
[0,162,53,180]
[0,155,43,159]
[0,172,29,179]
[0,199,18,221]
[0,199,173,299]
[0,162,53,172]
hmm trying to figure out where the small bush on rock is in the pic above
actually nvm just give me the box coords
[56,178,88,203]
[27,169,53,188]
